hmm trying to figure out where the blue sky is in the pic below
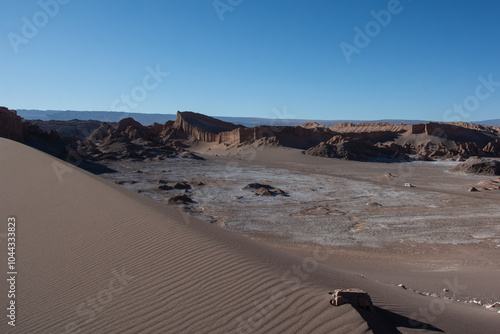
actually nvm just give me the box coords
[1,0,499,122]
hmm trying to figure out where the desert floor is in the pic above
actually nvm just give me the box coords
[100,145,500,309]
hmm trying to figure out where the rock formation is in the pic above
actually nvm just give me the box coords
[4,106,500,163]
[0,107,24,142]
[450,158,500,176]
[29,119,107,139]
[306,121,500,161]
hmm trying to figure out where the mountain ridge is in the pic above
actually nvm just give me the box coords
[16,108,500,127]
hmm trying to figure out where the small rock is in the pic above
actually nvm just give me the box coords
[243,183,273,190]
[115,180,137,185]
[443,288,449,292]
[469,187,479,192]
[398,284,407,289]
[254,187,273,196]
[329,289,374,311]
[158,185,173,191]
[272,188,288,196]
[173,182,192,190]
[167,195,194,205]
[486,302,500,309]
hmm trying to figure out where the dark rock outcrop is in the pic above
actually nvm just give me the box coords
[450,158,500,176]
[483,140,500,156]
[0,107,24,142]
[306,140,406,161]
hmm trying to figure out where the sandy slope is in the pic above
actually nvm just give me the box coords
[1,138,499,333]
[0,138,370,333]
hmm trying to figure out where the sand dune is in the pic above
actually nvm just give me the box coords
[0,138,370,333]
[1,138,499,333]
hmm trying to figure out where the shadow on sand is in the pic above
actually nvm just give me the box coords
[355,306,444,334]
[79,160,118,175]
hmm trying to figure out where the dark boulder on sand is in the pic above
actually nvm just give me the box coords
[167,195,195,204]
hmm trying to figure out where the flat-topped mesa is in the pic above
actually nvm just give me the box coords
[0,106,24,142]
[174,111,242,142]
[172,111,332,147]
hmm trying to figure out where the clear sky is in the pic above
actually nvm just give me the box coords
[1,0,499,122]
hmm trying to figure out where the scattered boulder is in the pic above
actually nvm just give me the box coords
[243,183,273,190]
[167,195,194,204]
[254,187,288,196]
[271,188,287,196]
[158,185,173,191]
[329,289,374,311]
[254,187,273,196]
[244,183,288,196]
[485,302,500,311]
[115,180,137,185]
[173,182,192,190]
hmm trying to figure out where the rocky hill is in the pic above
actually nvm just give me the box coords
[0,107,24,142]
[306,121,500,161]
[29,119,109,139]
[450,158,500,176]
[0,106,76,160]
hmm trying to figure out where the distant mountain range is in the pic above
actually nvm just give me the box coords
[16,109,500,127]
